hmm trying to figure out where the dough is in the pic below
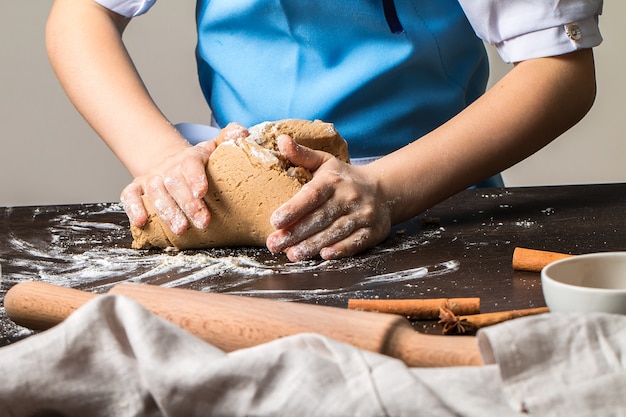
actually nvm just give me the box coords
[131,119,350,250]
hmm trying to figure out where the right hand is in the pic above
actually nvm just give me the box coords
[266,135,392,262]
[121,122,249,234]
[120,140,216,234]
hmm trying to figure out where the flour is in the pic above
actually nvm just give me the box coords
[0,202,461,345]
[515,220,537,228]
[0,202,451,298]
[246,143,281,166]
[480,191,512,199]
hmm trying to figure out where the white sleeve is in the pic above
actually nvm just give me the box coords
[458,0,603,63]
[93,0,157,18]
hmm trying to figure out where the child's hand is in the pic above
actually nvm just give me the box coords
[120,122,250,235]
[120,140,217,235]
[266,135,392,262]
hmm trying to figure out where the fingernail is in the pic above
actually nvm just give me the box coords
[170,213,189,235]
[320,247,338,260]
[120,196,146,227]
[270,206,290,229]
[191,179,207,199]
[287,247,305,262]
[266,231,290,252]
[192,211,210,229]
[288,242,316,262]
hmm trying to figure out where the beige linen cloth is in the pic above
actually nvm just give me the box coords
[0,295,624,417]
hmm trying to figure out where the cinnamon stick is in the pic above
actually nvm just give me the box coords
[439,306,549,335]
[512,247,574,272]
[347,297,480,319]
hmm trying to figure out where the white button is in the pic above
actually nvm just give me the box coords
[565,24,583,41]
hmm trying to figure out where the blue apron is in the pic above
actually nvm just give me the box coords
[194,0,503,186]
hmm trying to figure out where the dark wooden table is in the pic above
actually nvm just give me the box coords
[1,183,624,346]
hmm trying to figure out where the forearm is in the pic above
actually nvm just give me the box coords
[375,49,597,224]
[46,0,189,177]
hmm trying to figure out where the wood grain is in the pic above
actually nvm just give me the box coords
[4,281,483,367]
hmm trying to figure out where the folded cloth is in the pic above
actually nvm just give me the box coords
[478,312,626,415]
[0,295,624,417]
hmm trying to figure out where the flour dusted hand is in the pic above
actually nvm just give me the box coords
[266,136,392,262]
[130,119,349,250]
[121,139,218,235]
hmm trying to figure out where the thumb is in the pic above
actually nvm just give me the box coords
[276,134,334,172]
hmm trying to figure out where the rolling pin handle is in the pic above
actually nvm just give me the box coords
[4,281,96,330]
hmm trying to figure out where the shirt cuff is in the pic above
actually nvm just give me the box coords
[93,0,156,18]
[495,15,603,63]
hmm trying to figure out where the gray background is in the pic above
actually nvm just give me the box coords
[1,1,624,207]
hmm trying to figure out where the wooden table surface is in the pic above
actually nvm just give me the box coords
[1,183,624,346]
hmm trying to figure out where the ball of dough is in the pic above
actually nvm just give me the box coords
[131,119,350,250]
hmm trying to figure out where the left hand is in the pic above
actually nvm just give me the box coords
[266,135,392,262]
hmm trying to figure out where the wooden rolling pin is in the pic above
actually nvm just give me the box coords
[512,247,574,272]
[3,281,482,368]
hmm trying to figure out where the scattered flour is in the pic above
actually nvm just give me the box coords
[0,203,452,299]
[515,220,537,228]
[0,199,519,345]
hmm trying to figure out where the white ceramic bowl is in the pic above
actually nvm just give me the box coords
[541,252,626,314]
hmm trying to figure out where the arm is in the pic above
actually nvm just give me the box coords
[267,49,596,261]
[46,0,212,233]
[378,49,596,224]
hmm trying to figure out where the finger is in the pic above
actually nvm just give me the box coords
[162,172,210,230]
[319,228,375,260]
[194,139,218,154]
[319,209,391,260]
[276,205,362,259]
[182,151,209,199]
[270,179,334,230]
[186,142,217,198]
[165,146,213,229]
[120,183,148,228]
[266,200,343,253]
[280,201,391,261]
[283,216,360,262]
[277,134,332,172]
[145,175,189,235]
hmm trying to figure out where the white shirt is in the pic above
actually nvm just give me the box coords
[94,0,603,63]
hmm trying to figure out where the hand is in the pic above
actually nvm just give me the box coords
[266,135,392,262]
[121,122,249,234]
[120,140,216,234]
